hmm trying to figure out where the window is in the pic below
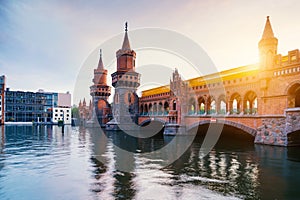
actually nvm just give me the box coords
[55,114,58,116]
[55,109,58,112]
[66,110,69,113]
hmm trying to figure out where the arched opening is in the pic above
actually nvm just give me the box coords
[218,94,227,115]
[153,103,157,115]
[207,96,216,115]
[198,97,205,115]
[144,104,148,115]
[172,100,176,110]
[188,97,196,115]
[140,104,144,115]
[288,130,300,146]
[188,123,255,149]
[158,102,163,115]
[287,83,300,108]
[244,91,258,114]
[164,101,169,115]
[149,103,153,115]
[140,119,165,138]
[230,93,242,114]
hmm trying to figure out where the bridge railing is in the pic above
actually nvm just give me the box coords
[140,111,169,116]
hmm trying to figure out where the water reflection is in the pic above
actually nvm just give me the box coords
[0,126,300,199]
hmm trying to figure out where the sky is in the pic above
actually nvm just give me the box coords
[1,0,300,104]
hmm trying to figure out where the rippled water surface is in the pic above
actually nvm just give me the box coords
[0,125,300,200]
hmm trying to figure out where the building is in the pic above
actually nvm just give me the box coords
[52,92,72,124]
[4,86,71,124]
[78,98,93,125]
[139,16,300,118]
[0,75,5,125]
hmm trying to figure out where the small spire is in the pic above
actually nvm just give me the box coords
[261,16,275,39]
[125,21,128,32]
[121,22,131,50]
[97,49,104,69]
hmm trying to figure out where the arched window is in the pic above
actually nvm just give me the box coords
[144,104,148,115]
[220,100,226,114]
[158,102,163,115]
[172,100,176,110]
[230,93,241,114]
[153,103,158,115]
[207,96,216,114]
[198,97,205,115]
[189,98,196,115]
[140,104,144,115]
[149,103,153,115]
[244,91,258,114]
[164,102,169,115]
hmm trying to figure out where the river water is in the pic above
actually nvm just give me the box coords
[0,125,299,200]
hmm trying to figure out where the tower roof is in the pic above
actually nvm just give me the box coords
[261,16,275,39]
[97,49,104,70]
[121,22,131,50]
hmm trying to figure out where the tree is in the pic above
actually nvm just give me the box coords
[71,105,80,119]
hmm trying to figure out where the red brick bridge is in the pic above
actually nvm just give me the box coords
[138,17,300,146]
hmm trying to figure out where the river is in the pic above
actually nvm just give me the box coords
[0,125,299,199]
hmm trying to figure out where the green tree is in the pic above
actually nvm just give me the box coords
[71,105,80,118]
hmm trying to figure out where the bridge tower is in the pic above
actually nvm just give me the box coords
[90,49,111,127]
[109,22,140,129]
[258,16,279,115]
[258,16,278,70]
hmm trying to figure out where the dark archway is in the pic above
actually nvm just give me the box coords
[139,119,165,138]
[164,101,169,115]
[287,83,300,108]
[187,122,255,149]
[288,130,300,146]
[172,100,176,110]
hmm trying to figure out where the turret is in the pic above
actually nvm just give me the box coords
[258,16,278,69]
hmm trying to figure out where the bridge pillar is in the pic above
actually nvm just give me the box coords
[255,108,300,146]
[255,117,287,146]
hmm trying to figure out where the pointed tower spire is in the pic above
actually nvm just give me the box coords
[97,49,104,70]
[122,22,131,50]
[83,98,86,106]
[258,16,278,70]
[261,16,275,39]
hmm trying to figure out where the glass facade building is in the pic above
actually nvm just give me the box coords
[5,89,58,123]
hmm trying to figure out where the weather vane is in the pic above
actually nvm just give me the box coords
[99,49,102,57]
[125,21,128,32]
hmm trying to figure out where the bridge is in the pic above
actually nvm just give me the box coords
[138,17,300,146]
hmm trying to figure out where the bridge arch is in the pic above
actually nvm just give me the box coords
[287,129,300,146]
[139,118,166,127]
[187,120,257,137]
